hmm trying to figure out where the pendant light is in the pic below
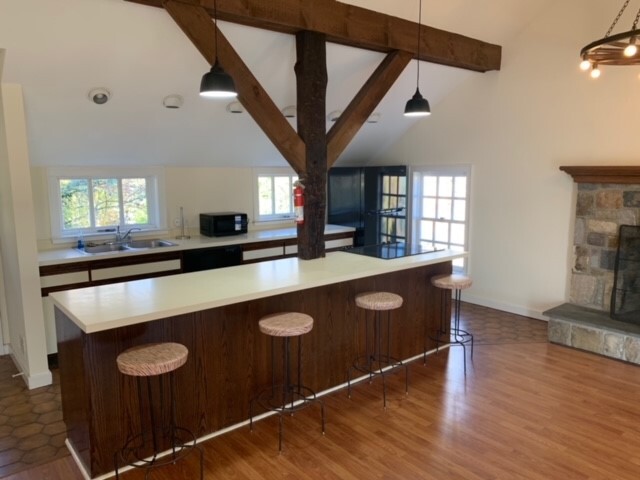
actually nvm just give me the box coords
[404,0,431,117]
[200,0,237,98]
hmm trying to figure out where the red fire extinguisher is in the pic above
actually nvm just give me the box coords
[293,181,304,225]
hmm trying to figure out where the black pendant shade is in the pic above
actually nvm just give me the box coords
[404,88,431,117]
[200,60,237,98]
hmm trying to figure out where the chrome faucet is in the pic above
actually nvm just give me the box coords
[115,226,141,243]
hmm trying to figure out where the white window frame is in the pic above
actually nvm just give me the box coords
[411,165,471,273]
[47,166,167,243]
[252,167,298,223]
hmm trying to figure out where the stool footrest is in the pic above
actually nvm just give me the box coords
[250,383,326,452]
[115,426,201,476]
[430,328,474,347]
[252,384,321,414]
[350,354,405,377]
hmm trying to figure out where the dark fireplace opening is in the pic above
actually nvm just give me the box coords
[611,225,640,323]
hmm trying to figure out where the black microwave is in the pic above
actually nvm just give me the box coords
[199,212,248,237]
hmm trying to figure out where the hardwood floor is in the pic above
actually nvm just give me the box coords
[5,304,640,479]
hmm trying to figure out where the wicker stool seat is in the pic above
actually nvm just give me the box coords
[355,291,404,310]
[114,342,203,479]
[116,342,188,376]
[259,312,314,337]
[429,273,474,374]
[348,291,408,409]
[250,312,325,452]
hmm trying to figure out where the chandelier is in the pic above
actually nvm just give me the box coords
[579,0,640,78]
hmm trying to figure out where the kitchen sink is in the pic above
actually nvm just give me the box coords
[126,239,178,249]
[77,239,178,254]
[81,243,130,254]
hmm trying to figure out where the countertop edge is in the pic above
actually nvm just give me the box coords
[51,250,465,334]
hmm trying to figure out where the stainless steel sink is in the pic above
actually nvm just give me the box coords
[126,239,178,249]
[77,238,178,254]
[81,243,129,254]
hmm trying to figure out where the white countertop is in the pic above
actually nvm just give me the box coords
[38,224,354,266]
[50,249,464,334]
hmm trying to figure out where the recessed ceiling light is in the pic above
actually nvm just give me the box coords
[87,88,111,105]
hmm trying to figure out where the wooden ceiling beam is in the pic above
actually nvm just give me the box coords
[326,50,412,168]
[127,0,501,73]
[163,0,306,173]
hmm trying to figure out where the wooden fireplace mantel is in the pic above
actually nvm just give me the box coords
[560,166,640,184]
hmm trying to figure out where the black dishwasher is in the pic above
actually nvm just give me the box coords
[182,245,243,272]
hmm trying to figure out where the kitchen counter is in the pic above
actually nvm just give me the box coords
[38,224,354,266]
[51,249,464,333]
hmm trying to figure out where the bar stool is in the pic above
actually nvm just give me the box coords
[114,342,203,479]
[430,274,474,374]
[348,291,408,409]
[249,312,325,452]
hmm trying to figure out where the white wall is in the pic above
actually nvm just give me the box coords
[0,81,51,388]
[381,0,640,319]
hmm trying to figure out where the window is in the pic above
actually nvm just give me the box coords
[411,166,470,272]
[48,167,166,241]
[253,168,298,222]
[379,173,407,244]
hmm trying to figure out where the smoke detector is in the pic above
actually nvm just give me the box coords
[162,94,184,109]
[328,110,342,122]
[281,105,297,118]
[367,112,381,124]
[226,101,244,113]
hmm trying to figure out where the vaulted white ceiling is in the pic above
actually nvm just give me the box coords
[0,0,553,168]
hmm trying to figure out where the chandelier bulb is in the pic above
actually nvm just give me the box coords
[590,64,601,79]
[624,38,638,57]
[579,59,591,71]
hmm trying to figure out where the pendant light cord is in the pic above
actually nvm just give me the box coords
[416,0,422,86]
[214,0,219,63]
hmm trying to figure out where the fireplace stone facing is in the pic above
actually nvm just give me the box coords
[570,183,640,311]
[545,167,640,365]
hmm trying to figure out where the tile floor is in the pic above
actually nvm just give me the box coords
[0,360,67,478]
[0,302,548,478]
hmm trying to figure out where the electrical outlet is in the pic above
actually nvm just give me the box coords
[19,336,25,354]
[173,218,181,227]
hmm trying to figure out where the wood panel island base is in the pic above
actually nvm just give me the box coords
[52,251,462,478]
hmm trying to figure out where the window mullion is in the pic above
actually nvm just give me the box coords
[117,178,125,226]
[88,178,96,230]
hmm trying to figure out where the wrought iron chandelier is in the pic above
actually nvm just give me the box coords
[580,0,640,78]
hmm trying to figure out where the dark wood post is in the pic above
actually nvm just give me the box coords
[295,31,328,260]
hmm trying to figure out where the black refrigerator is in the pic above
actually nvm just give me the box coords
[327,166,407,247]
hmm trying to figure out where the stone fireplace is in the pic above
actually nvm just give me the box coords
[545,166,640,364]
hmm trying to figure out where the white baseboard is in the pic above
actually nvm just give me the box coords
[26,369,53,389]
[462,294,549,322]
[6,346,53,389]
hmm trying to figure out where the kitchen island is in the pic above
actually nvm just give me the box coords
[51,249,464,478]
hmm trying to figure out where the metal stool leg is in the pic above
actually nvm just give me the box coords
[350,303,406,408]
[251,325,324,452]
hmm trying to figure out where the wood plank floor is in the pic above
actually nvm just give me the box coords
[6,305,640,479]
